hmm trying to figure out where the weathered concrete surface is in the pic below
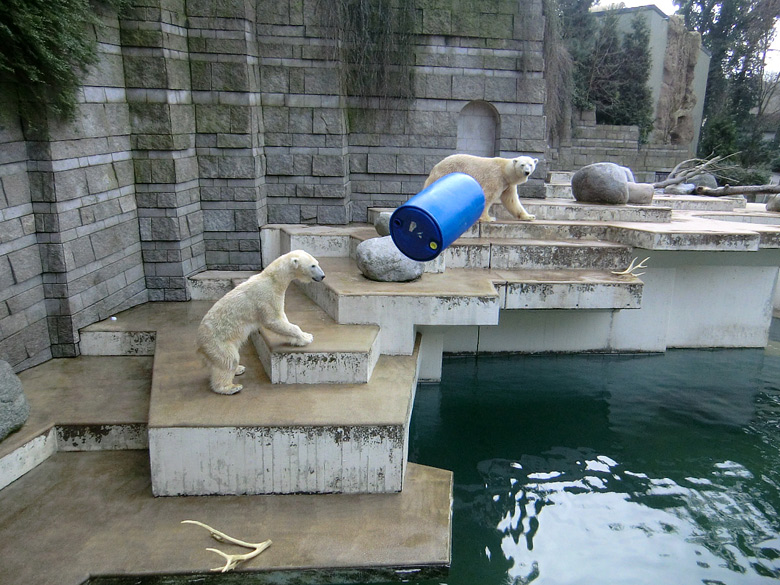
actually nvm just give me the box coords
[0,451,452,585]
[251,286,380,384]
[300,257,501,355]
[78,299,419,496]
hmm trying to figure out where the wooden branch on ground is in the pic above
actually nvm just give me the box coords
[694,184,780,197]
[652,154,732,188]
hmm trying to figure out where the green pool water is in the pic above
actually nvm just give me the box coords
[405,320,780,585]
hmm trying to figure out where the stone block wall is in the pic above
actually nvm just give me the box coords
[346,0,549,221]
[0,0,549,371]
[554,110,690,182]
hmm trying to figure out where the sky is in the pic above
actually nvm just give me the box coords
[594,0,780,73]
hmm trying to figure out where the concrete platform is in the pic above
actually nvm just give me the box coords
[79,297,422,495]
[251,286,381,384]
[0,450,451,585]
[0,356,152,490]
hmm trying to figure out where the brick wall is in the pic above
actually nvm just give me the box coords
[553,110,690,182]
[0,0,548,371]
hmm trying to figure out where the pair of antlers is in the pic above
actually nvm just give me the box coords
[182,520,272,573]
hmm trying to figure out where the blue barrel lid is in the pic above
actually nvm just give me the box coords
[390,205,443,262]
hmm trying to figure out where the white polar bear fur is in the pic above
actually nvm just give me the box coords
[423,154,538,222]
[197,250,325,395]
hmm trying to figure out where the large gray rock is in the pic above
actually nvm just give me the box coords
[689,173,718,189]
[356,236,424,282]
[571,162,630,205]
[0,360,29,441]
[767,194,780,212]
[374,211,392,237]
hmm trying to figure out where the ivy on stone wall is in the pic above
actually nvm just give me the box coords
[319,0,417,103]
[0,0,125,129]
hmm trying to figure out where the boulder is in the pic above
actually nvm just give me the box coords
[374,211,392,236]
[664,183,696,195]
[571,162,629,205]
[627,182,655,204]
[356,236,424,282]
[689,173,718,189]
[0,360,29,441]
[766,194,780,213]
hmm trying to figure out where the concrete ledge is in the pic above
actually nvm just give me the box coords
[250,286,380,384]
[518,199,673,223]
[0,451,452,585]
[493,269,643,310]
[300,258,501,355]
[0,356,152,490]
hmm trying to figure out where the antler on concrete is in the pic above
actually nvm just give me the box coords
[611,256,649,277]
[182,520,272,573]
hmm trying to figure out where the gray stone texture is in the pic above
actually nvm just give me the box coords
[0,359,30,440]
[572,163,630,205]
[0,0,609,370]
[689,173,719,189]
[355,237,424,282]
[767,195,780,213]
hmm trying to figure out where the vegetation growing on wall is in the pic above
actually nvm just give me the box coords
[0,0,125,129]
[543,0,573,146]
[320,0,417,103]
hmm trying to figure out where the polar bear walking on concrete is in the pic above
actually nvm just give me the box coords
[197,250,325,395]
[424,154,538,222]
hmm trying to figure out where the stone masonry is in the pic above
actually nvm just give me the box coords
[0,0,550,371]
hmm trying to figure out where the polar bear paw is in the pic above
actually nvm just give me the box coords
[213,383,243,395]
[518,212,535,221]
[290,332,314,346]
[235,365,246,376]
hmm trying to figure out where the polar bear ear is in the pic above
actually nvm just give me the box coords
[533,158,538,165]
[291,257,299,267]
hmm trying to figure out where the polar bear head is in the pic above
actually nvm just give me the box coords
[288,250,325,282]
[511,156,538,184]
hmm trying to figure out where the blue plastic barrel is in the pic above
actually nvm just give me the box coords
[390,172,485,261]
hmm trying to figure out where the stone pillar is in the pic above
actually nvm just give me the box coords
[188,0,267,269]
[121,0,205,300]
[27,8,146,358]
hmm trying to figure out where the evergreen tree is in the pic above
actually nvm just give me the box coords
[676,0,780,163]
[614,15,654,142]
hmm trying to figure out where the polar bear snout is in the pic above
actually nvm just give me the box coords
[311,265,325,282]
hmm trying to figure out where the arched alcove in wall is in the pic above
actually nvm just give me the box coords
[456,101,500,157]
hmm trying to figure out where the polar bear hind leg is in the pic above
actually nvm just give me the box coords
[500,186,535,221]
[201,340,244,395]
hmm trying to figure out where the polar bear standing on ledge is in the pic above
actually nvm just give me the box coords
[424,154,538,222]
[197,250,325,395]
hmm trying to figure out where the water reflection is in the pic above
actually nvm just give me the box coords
[409,340,780,585]
[476,453,779,584]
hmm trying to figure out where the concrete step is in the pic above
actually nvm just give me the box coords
[79,300,419,495]
[653,194,746,211]
[446,237,634,271]
[502,199,672,223]
[299,257,501,355]
[87,275,380,386]
[545,183,574,199]
[2,359,451,584]
[250,285,380,384]
[493,268,642,310]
